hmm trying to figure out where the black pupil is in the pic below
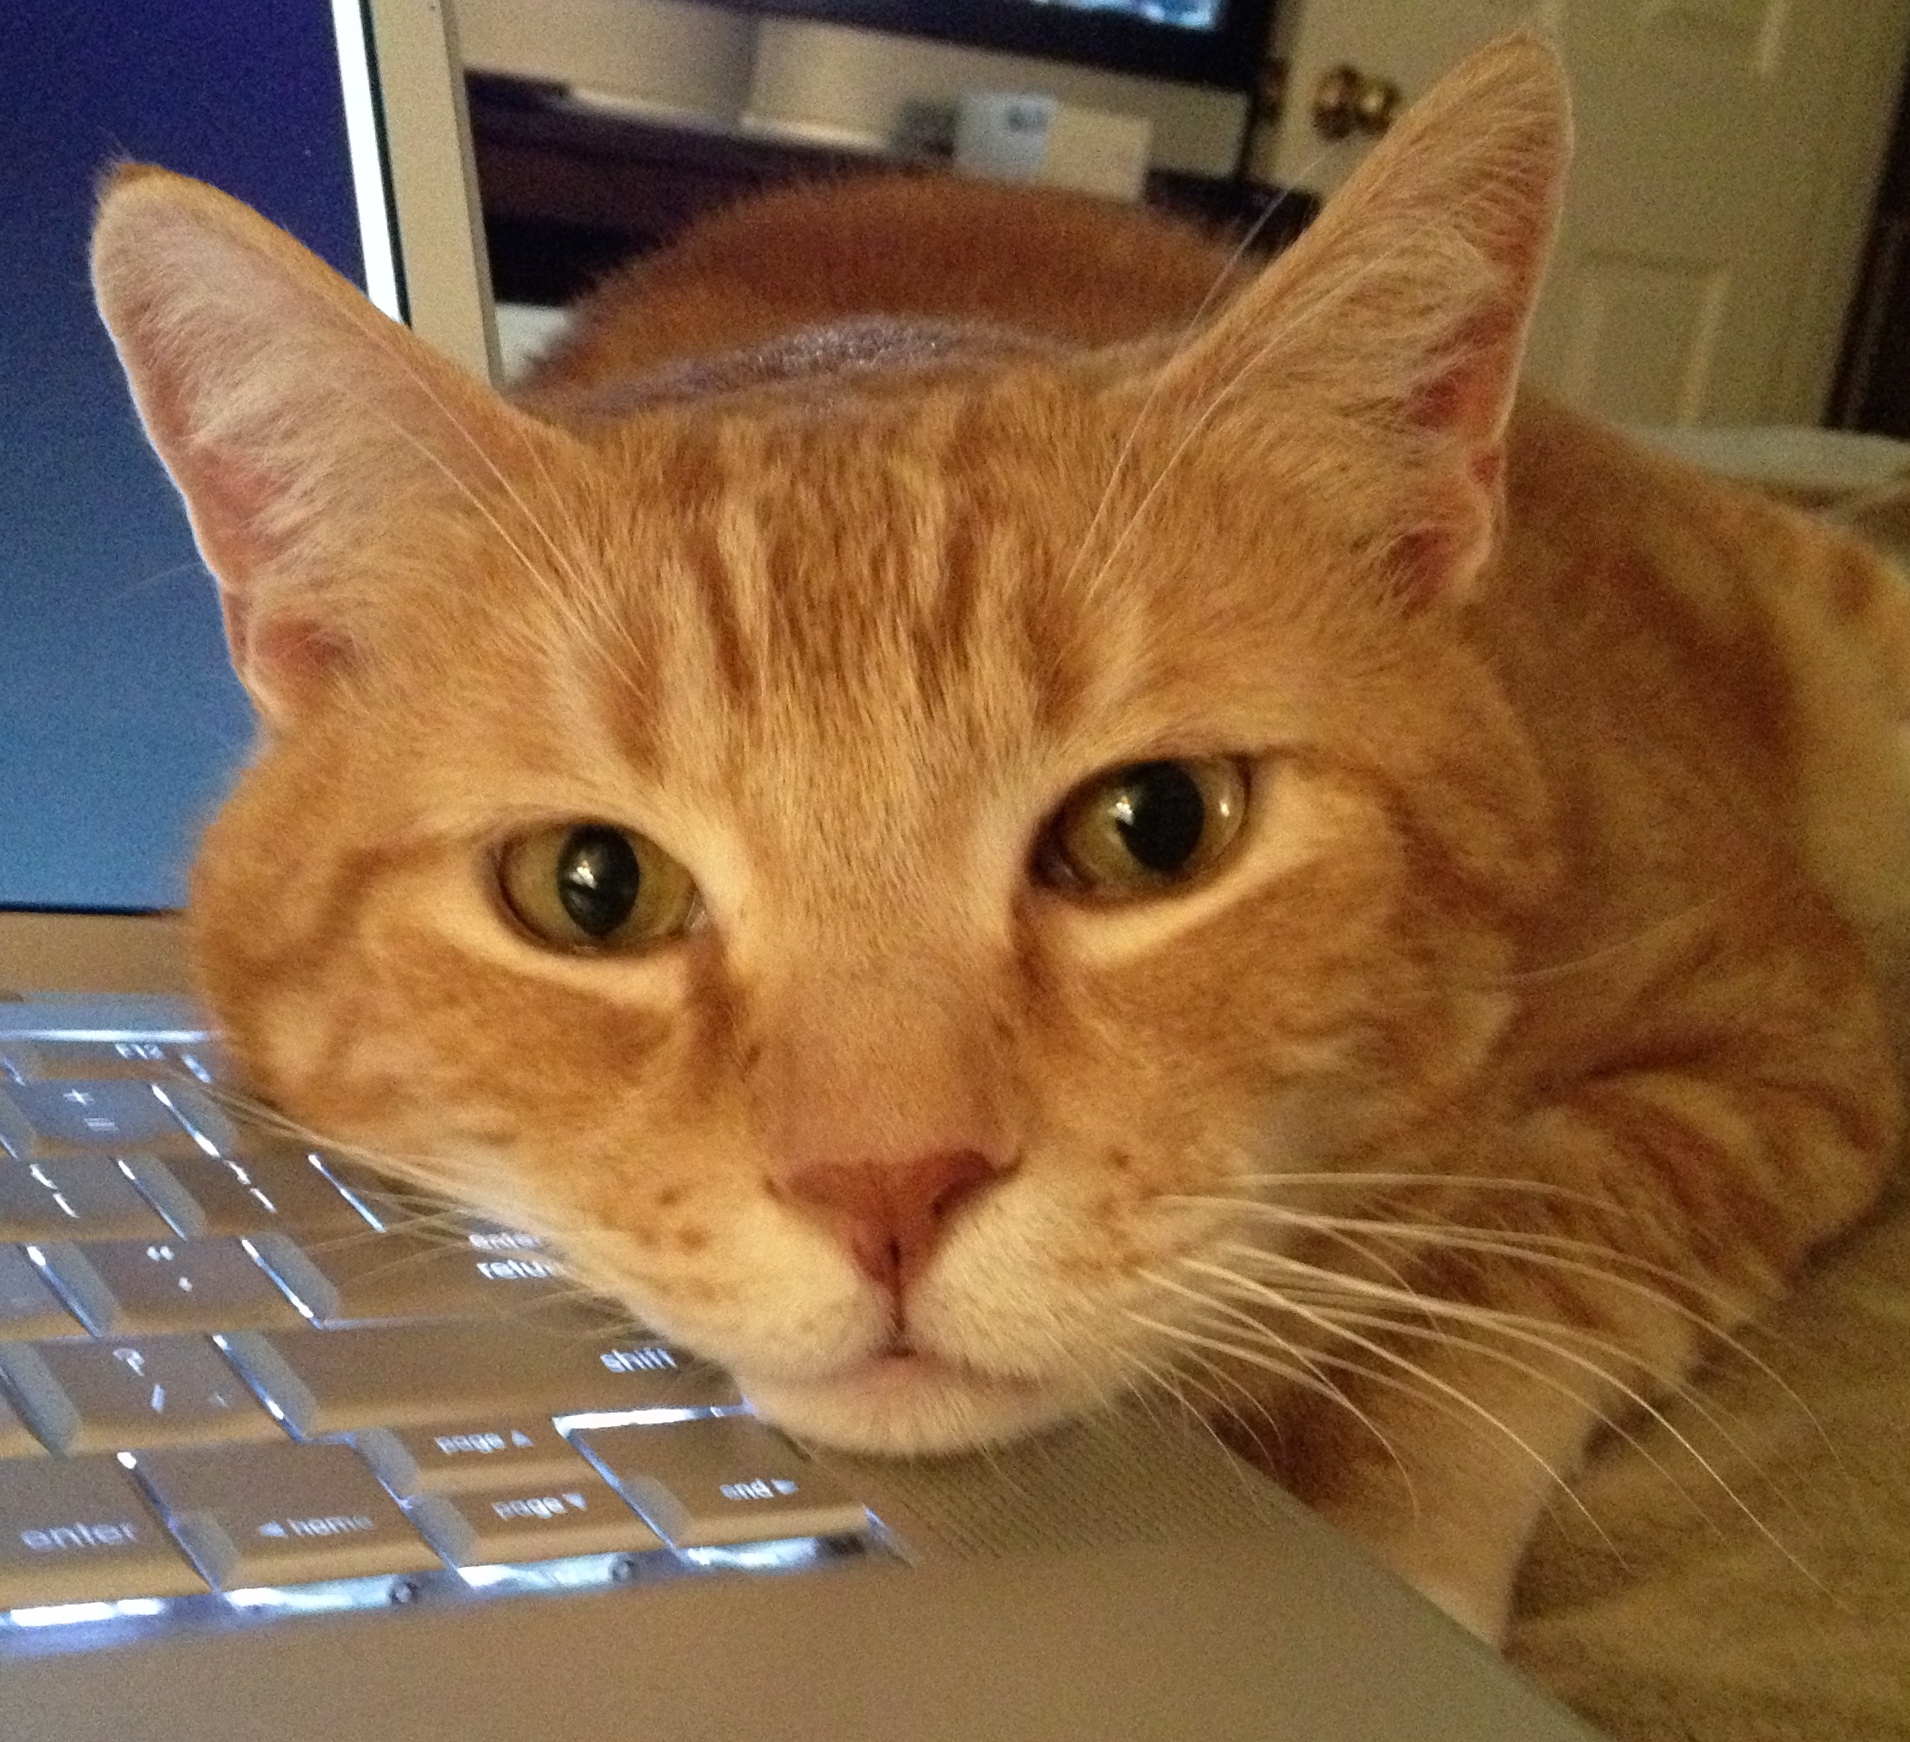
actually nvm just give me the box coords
[1113,763,1206,874]
[556,826,642,937]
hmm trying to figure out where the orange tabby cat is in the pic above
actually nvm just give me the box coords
[91,34,1908,1641]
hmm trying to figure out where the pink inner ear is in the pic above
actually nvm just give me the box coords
[216,567,363,733]
[172,442,352,718]
[1411,304,1524,451]
[233,607,354,721]
[1386,302,1527,604]
[186,447,288,589]
[1386,480,1502,607]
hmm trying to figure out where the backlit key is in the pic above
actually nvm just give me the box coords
[407,1474,661,1566]
[0,1455,205,1604]
[143,1084,297,1166]
[269,1228,566,1324]
[0,1335,282,1453]
[354,1419,590,1496]
[34,1237,305,1335]
[575,1416,870,1547]
[0,1155,172,1239]
[135,1148,374,1238]
[167,1040,229,1086]
[0,1039,176,1082]
[221,1324,739,1436]
[134,1441,441,1588]
[0,1082,200,1162]
[0,1243,82,1338]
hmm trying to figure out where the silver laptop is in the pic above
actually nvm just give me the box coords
[0,4,1600,1737]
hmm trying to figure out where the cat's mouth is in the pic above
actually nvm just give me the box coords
[855,1347,1018,1388]
[735,1346,1083,1457]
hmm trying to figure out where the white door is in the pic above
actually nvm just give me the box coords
[1254,0,1910,425]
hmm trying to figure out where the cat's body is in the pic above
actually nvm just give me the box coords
[92,36,1907,1641]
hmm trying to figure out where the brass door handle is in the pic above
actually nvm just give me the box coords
[1311,65,1403,141]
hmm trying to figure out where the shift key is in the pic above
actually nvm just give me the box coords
[219,1324,740,1436]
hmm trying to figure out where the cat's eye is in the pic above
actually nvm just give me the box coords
[1037,759,1248,898]
[496,822,698,951]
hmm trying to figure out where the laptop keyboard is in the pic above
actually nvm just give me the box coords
[0,1005,887,1649]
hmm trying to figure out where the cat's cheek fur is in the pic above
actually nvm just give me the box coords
[563,1201,882,1354]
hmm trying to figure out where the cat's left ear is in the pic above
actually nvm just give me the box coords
[92,165,552,728]
[1151,32,1571,602]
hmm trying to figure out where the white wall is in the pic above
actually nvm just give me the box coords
[455,0,757,121]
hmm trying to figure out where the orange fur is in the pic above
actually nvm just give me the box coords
[91,35,1906,1643]
[524,173,1246,394]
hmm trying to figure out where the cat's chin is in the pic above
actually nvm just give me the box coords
[736,1351,1088,1457]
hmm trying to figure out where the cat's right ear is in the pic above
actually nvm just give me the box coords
[92,166,548,728]
[1137,33,1571,606]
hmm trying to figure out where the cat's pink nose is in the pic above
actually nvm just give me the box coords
[777,1150,1004,1298]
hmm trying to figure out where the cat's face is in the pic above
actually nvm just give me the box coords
[92,38,1568,1454]
[187,369,1527,1451]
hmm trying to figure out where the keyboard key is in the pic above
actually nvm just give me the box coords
[0,1038,176,1082]
[36,1237,306,1335]
[0,1155,172,1239]
[0,1243,83,1338]
[134,1441,441,1589]
[0,1395,47,1459]
[136,1091,400,1224]
[354,1419,591,1496]
[143,1084,284,1164]
[0,1336,283,1453]
[0,1081,201,1162]
[267,1228,567,1324]
[574,1416,870,1548]
[134,1148,374,1238]
[165,1041,230,1087]
[221,1324,739,1436]
[105,1157,214,1237]
[156,1102,404,1229]
[407,1474,661,1566]
[0,1455,206,1604]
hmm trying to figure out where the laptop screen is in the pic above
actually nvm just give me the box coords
[0,2,401,914]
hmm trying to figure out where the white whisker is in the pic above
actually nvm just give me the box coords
[1131,1276,1418,1499]
[1181,1249,1832,1589]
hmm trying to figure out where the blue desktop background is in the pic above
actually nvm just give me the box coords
[2,2,368,909]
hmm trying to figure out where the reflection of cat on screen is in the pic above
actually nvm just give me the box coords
[93,35,1907,1642]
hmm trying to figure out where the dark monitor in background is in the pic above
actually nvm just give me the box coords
[723,0,1280,93]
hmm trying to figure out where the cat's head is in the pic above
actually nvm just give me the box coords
[91,37,1569,1454]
